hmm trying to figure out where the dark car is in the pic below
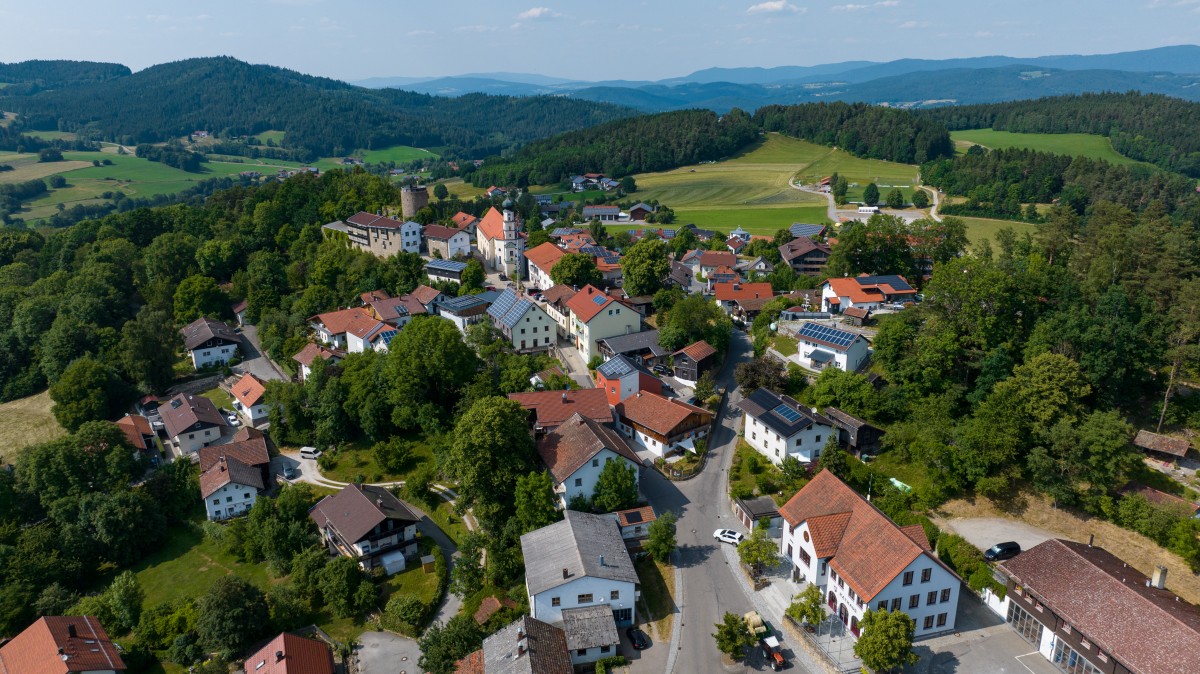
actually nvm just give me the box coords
[984,541,1021,562]
[626,627,650,650]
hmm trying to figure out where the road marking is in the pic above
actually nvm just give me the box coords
[1015,652,1043,674]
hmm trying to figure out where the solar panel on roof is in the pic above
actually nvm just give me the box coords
[592,295,607,305]
[773,404,803,423]
[798,322,857,348]
[625,511,643,524]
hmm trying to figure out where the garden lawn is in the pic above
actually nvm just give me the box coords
[729,439,783,500]
[634,557,676,641]
[318,434,435,483]
[0,390,67,464]
[131,523,274,608]
[198,386,235,413]
[950,129,1152,168]
[425,498,471,546]
[866,452,930,493]
[772,334,797,357]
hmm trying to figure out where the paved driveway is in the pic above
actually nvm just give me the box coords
[938,517,1054,554]
[357,631,421,674]
[237,324,288,382]
[904,593,1059,674]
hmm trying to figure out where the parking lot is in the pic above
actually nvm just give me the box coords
[939,517,1055,554]
[906,593,1059,674]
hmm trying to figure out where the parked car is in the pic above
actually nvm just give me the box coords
[226,414,240,426]
[713,529,744,545]
[300,447,322,459]
[283,465,297,479]
[984,541,1021,562]
[626,627,650,650]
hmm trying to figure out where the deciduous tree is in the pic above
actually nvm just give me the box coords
[712,611,755,660]
[854,609,919,672]
[515,471,560,533]
[645,511,678,562]
[442,396,538,529]
[592,460,639,512]
[621,236,669,296]
[195,576,269,656]
[550,253,602,288]
[418,615,484,674]
[49,357,129,431]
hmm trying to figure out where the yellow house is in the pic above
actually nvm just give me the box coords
[565,285,642,362]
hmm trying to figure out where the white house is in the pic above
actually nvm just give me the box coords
[780,470,961,639]
[476,201,526,278]
[542,285,577,339]
[737,387,834,465]
[159,393,227,455]
[309,307,388,353]
[525,242,566,291]
[565,285,641,362]
[200,455,263,521]
[537,413,642,509]
[230,372,271,427]
[561,605,622,667]
[521,511,640,627]
[309,483,421,574]
[180,316,241,369]
[794,322,870,372]
[292,343,344,382]
[821,274,917,313]
[614,392,713,459]
[487,288,556,353]
[436,291,499,334]
[423,223,472,259]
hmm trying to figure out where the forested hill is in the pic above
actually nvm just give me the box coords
[918,92,1200,178]
[0,57,634,159]
[0,60,130,91]
[470,102,953,187]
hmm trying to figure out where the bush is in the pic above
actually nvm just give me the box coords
[755,473,776,495]
[596,655,628,673]
[731,483,754,500]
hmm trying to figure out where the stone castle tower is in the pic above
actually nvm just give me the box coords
[400,185,429,219]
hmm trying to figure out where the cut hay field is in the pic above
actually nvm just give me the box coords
[950,129,1151,168]
[251,129,285,144]
[0,153,93,183]
[0,391,67,464]
[361,144,438,164]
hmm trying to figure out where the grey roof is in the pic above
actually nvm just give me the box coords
[180,316,241,351]
[426,259,468,273]
[736,495,781,520]
[790,223,826,238]
[855,274,914,292]
[323,220,350,234]
[481,616,572,674]
[560,606,620,651]
[808,349,835,363]
[597,329,667,358]
[551,227,583,237]
[824,407,875,432]
[439,291,498,314]
[596,354,652,379]
[738,388,832,439]
[521,511,639,596]
[488,288,539,328]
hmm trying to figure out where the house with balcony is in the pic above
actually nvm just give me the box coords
[180,316,241,369]
[160,393,226,455]
[508,388,613,433]
[309,307,388,353]
[821,274,917,313]
[780,237,831,276]
[537,413,642,509]
[309,483,421,574]
[738,387,834,465]
[525,242,567,291]
[230,372,271,426]
[614,391,712,458]
[200,454,264,521]
[795,321,870,372]
[779,470,961,639]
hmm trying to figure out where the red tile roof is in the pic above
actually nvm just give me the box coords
[713,282,773,302]
[699,250,736,268]
[0,616,126,673]
[726,237,745,250]
[825,275,917,304]
[674,340,716,362]
[451,211,479,228]
[360,289,391,304]
[200,454,265,498]
[242,632,335,674]
[1133,430,1190,457]
[411,284,443,306]
[198,436,270,473]
[537,413,642,484]
[231,372,267,408]
[525,242,566,272]
[292,343,344,368]
[779,470,953,602]
[507,388,613,429]
[615,392,712,437]
[615,505,657,527]
[1120,483,1200,513]
[425,224,466,240]
[565,284,615,323]
[453,650,485,674]
[116,414,154,451]
[998,539,1200,674]
[473,596,519,626]
[477,206,506,241]
[311,307,386,340]
[542,284,577,306]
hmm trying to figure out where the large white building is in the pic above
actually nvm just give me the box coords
[737,387,834,465]
[521,511,640,627]
[779,470,961,639]
[794,322,870,372]
[487,288,556,353]
[537,413,642,508]
[525,242,566,291]
[565,285,641,362]
[821,274,917,313]
[476,201,526,279]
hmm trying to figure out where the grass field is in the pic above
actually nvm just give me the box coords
[439,177,487,200]
[132,523,275,608]
[635,557,676,642]
[0,391,67,464]
[316,434,436,484]
[198,386,235,413]
[23,130,77,141]
[361,145,438,164]
[251,130,285,144]
[0,154,93,184]
[950,129,1151,168]
[958,216,1039,250]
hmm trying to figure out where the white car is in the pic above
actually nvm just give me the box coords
[713,529,744,546]
[226,414,240,426]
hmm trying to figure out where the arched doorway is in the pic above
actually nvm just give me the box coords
[838,604,848,627]
[827,590,836,610]
[850,615,860,637]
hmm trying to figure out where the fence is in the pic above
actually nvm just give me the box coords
[783,613,862,674]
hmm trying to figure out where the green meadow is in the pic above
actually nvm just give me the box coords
[950,129,1151,168]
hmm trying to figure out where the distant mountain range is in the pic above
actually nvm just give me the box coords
[352,45,1200,112]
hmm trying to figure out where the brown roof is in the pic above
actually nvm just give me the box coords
[180,316,241,351]
[542,284,577,306]
[615,505,657,527]
[843,306,870,319]
[564,285,615,323]
[453,650,485,674]
[361,289,391,304]
[232,299,248,314]
[231,372,267,408]
[525,242,566,272]
[699,250,736,268]
[726,237,745,249]
[713,282,773,302]
[1120,483,1200,514]
[116,414,154,451]
[200,455,265,498]
[292,343,344,367]
[412,284,443,306]
[615,391,712,437]
[160,393,226,439]
[537,413,642,484]
[369,295,426,322]
[346,211,405,230]
[425,224,466,241]
[823,407,873,432]
[779,236,830,262]
[309,484,419,544]
[311,307,384,338]
[998,539,1200,674]
[779,470,953,602]
[481,616,572,674]
[507,388,613,429]
[674,340,716,362]
[1133,430,1190,457]
[473,596,519,626]
[0,616,126,674]
[533,366,566,382]
[242,633,334,674]
[198,436,270,472]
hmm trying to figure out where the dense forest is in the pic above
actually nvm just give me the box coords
[919,92,1200,177]
[0,59,131,92]
[471,101,954,187]
[922,146,1200,221]
[754,101,954,164]
[0,57,635,159]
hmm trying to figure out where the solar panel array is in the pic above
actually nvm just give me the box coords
[579,245,607,256]
[790,223,826,238]
[597,355,636,378]
[601,255,621,266]
[856,274,913,291]
[426,259,468,272]
[551,227,583,237]
[378,330,398,346]
[592,294,607,305]
[772,403,803,423]
[487,290,535,328]
[798,322,858,349]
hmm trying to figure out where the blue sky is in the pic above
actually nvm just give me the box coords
[2,0,1198,82]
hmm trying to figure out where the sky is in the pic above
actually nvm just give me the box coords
[1,0,1199,83]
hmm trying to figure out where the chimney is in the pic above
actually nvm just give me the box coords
[599,555,605,567]
[67,623,77,639]
[377,497,384,508]
[1088,534,1094,547]
[562,568,569,579]
[1153,565,1168,589]
[276,650,285,663]
[517,626,526,640]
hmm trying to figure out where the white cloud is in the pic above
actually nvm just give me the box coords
[897,19,927,29]
[455,24,498,33]
[747,1,800,14]
[832,0,898,9]
[518,7,560,20]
